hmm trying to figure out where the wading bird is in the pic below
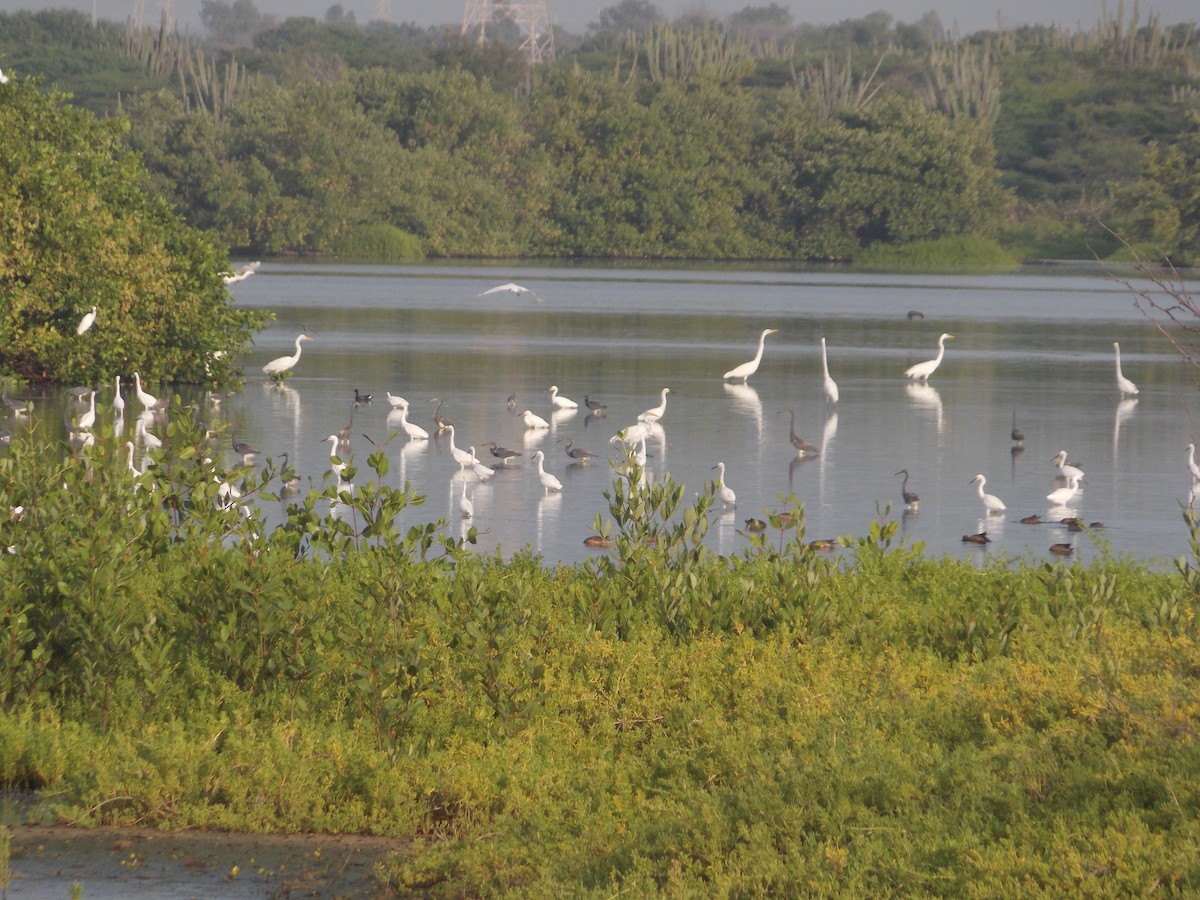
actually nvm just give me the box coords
[1051,450,1085,487]
[970,473,1006,514]
[548,385,578,410]
[429,397,453,433]
[529,450,563,491]
[563,439,598,463]
[782,409,820,457]
[1112,341,1139,397]
[820,337,839,403]
[76,306,97,336]
[521,409,551,430]
[712,461,737,509]
[904,333,955,383]
[894,468,919,510]
[262,334,312,382]
[723,329,779,383]
[639,387,671,423]
[487,442,522,465]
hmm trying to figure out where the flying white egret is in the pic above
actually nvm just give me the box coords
[478,282,542,302]
[639,387,671,423]
[548,385,578,410]
[904,333,955,383]
[76,306,97,336]
[1188,443,1200,482]
[1112,341,1138,397]
[323,434,349,480]
[223,261,260,284]
[521,409,551,430]
[712,461,737,509]
[443,425,476,469]
[468,447,495,481]
[530,449,563,491]
[76,390,96,431]
[1051,450,1085,487]
[263,334,312,381]
[894,469,919,510]
[970,473,1006,514]
[723,329,779,382]
[820,337,839,403]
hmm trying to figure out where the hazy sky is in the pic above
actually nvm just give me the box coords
[2,0,1196,37]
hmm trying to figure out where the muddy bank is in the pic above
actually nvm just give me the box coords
[5,825,406,898]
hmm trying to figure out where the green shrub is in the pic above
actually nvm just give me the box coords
[330,223,425,262]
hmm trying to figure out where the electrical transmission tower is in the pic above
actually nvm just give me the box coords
[462,0,555,64]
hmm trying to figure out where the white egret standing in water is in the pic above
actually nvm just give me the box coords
[723,329,779,382]
[530,450,563,491]
[263,334,312,381]
[820,337,839,403]
[1112,341,1139,397]
[712,462,737,509]
[904,333,955,383]
[970,473,1006,514]
[548,385,578,410]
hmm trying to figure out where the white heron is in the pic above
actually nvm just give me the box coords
[1047,482,1079,506]
[132,372,161,412]
[1188,443,1200,482]
[904,333,955,383]
[820,337,839,403]
[215,474,242,511]
[123,441,142,479]
[112,375,125,416]
[468,447,495,481]
[223,261,260,284]
[521,409,551,430]
[136,416,162,451]
[443,425,475,469]
[970,473,1006,514]
[548,385,578,410]
[459,481,474,518]
[323,434,349,481]
[639,387,671,423]
[262,334,313,381]
[393,404,428,440]
[0,68,8,85]
[76,306,97,336]
[611,422,650,448]
[529,449,563,491]
[478,282,542,302]
[1112,341,1138,397]
[1051,450,1085,487]
[712,461,737,509]
[894,469,919,510]
[723,329,779,382]
[385,392,407,409]
[76,390,96,431]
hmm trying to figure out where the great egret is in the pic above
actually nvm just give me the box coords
[549,385,578,410]
[723,329,779,382]
[394,404,429,440]
[1051,450,1085,487]
[442,425,475,470]
[479,282,542,302]
[132,372,161,412]
[820,337,839,403]
[459,481,474,518]
[639,387,670,423]
[468,447,495,481]
[712,461,737,508]
[112,375,125,416]
[521,409,551,430]
[970,473,1006,514]
[529,450,563,491]
[322,434,348,480]
[386,392,407,409]
[1188,443,1200,482]
[894,469,919,510]
[1112,342,1138,397]
[76,306,97,336]
[1047,482,1079,506]
[487,442,522,465]
[136,416,162,451]
[611,422,650,448]
[223,261,261,284]
[904,333,955,383]
[563,439,598,463]
[429,397,453,433]
[262,334,313,381]
[782,409,820,457]
[76,390,97,431]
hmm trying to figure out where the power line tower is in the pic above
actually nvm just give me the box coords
[462,0,555,64]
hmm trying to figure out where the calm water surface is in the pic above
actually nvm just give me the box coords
[54,263,1200,568]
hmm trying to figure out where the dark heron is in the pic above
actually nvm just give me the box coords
[338,403,359,445]
[584,395,607,413]
[232,433,259,459]
[782,409,820,457]
[894,469,919,510]
[487,441,522,465]
[429,397,453,433]
[906,310,925,320]
[1011,409,1024,446]
[563,439,598,463]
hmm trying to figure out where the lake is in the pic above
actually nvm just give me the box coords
[46,262,1200,568]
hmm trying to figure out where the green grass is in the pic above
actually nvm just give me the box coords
[855,235,1018,270]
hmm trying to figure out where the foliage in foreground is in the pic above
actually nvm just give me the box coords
[0,78,267,384]
[0,425,1198,895]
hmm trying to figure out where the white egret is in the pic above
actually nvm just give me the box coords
[429,397,453,433]
[459,481,474,518]
[712,461,737,509]
[76,306,97,335]
[782,409,820,457]
[132,372,161,412]
[112,375,125,416]
[639,387,671,423]
[487,442,522,465]
[323,434,349,480]
[394,404,429,440]
[1112,341,1138,397]
[970,473,1006,514]
[1047,482,1079,506]
[611,422,650,448]
[904,333,956,383]
[478,282,542,302]
[262,334,313,381]
[549,385,578,410]
[1051,450,1085,487]
[124,441,141,479]
[723,329,779,382]
[1188,443,1200,482]
[894,469,919,510]
[386,392,407,409]
[521,409,551,430]
[0,68,8,85]
[215,474,242,510]
[820,337,839,403]
[468,447,495,481]
[75,390,97,431]
[223,261,260,284]
[443,425,475,469]
[564,439,598,463]
[530,450,563,491]
[136,416,162,451]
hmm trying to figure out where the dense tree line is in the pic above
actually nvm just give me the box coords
[1,4,1198,263]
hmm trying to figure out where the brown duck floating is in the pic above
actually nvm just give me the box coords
[1049,543,1074,555]
[962,531,991,544]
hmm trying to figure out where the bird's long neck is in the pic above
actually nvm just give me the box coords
[976,479,986,498]
[752,334,769,366]
[821,341,829,375]
[1114,347,1123,375]
[789,410,799,442]
[934,336,947,364]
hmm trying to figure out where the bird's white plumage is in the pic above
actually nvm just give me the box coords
[478,282,542,302]
[76,390,96,431]
[1113,341,1138,397]
[530,450,563,491]
[132,372,159,412]
[1051,450,1085,487]
[713,461,737,508]
[459,481,474,518]
[323,434,348,480]
[393,404,428,440]
[1188,443,1200,483]
[639,387,671,423]
[549,385,578,409]
[263,334,313,378]
[723,329,779,382]
[1047,483,1079,505]
[821,337,839,403]
[76,306,97,335]
[971,473,1006,513]
[444,425,475,469]
[905,333,955,382]
[521,409,551,429]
